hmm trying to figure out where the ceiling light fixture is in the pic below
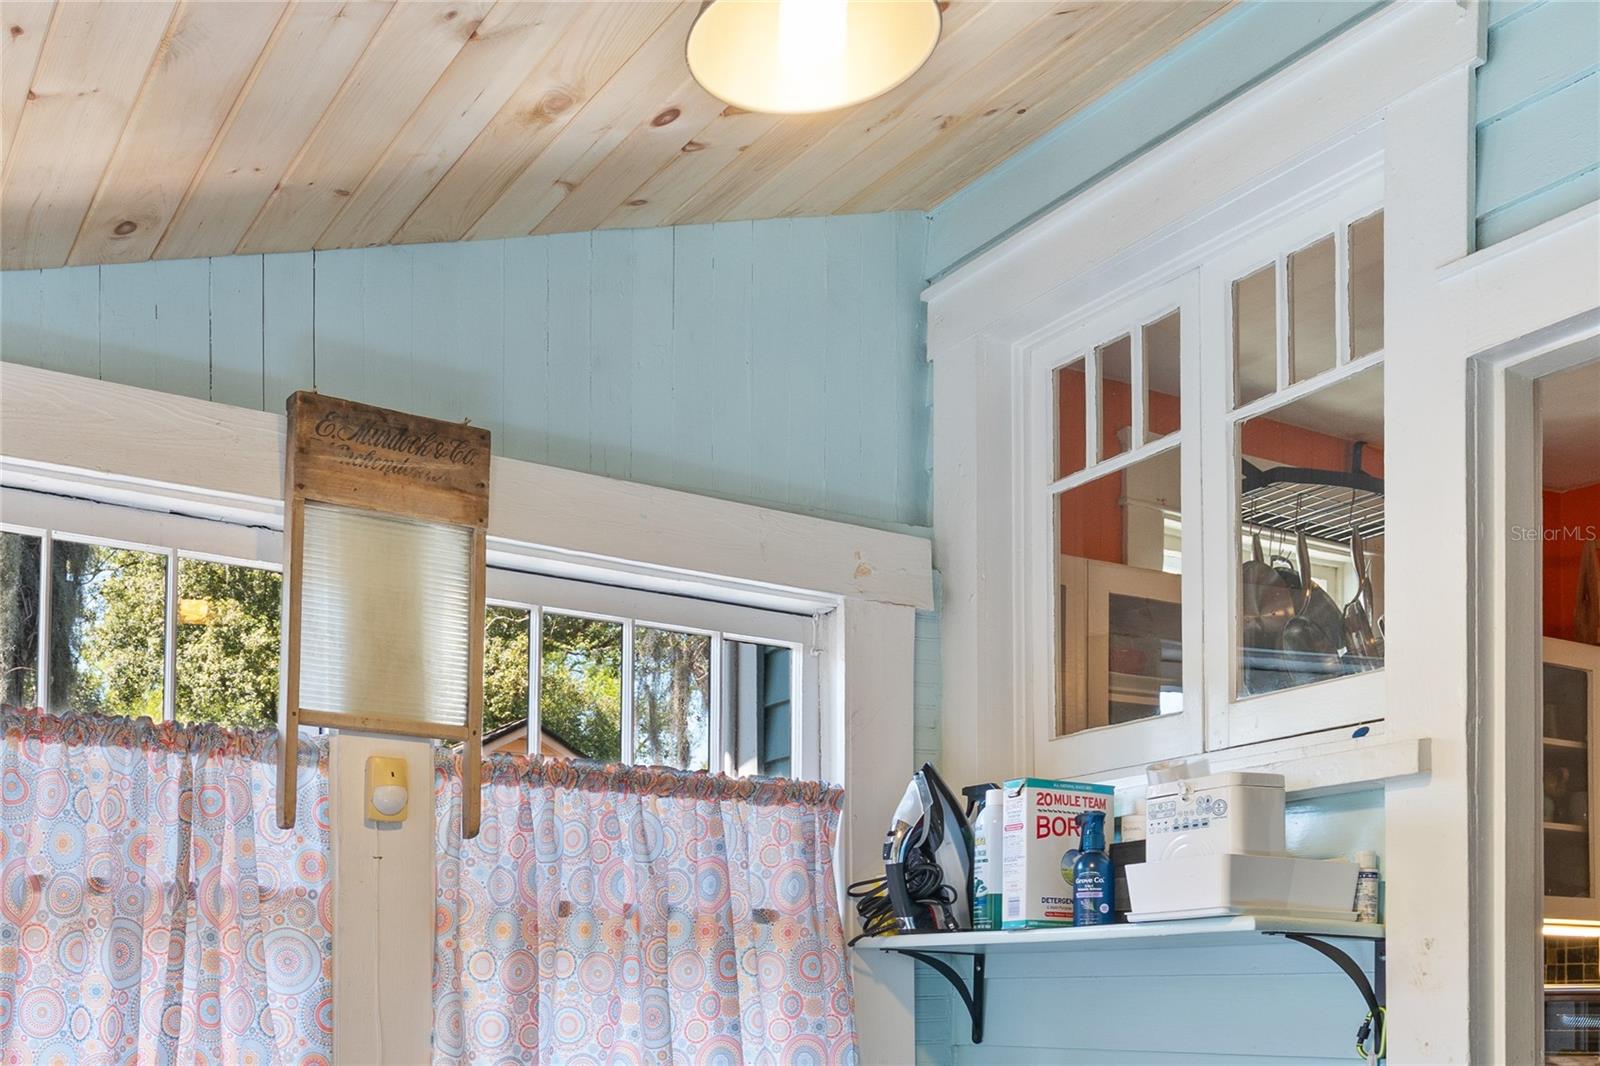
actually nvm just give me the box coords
[687,0,942,116]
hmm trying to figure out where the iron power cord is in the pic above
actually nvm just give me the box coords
[847,851,959,946]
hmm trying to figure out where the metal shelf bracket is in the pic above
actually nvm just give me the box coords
[1271,932,1386,1058]
[879,932,1382,1053]
[886,948,987,1044]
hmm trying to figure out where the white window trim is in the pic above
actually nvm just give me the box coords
[0,363,931,1066]
[1024,271,1204,777]
[5,485,821,777]
[1198,176,1388,751]
[1008,145,1394,783]
[489,567,818,778]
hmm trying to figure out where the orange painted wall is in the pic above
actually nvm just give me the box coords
[1544,482,1600,640]
[1057,376,1383,564]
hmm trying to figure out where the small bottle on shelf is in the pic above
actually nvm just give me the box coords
[1353,850,1380,923]
[1072,811,1113,926]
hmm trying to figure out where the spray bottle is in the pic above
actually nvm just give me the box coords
[967,786,1004,930]
[1072,810,1113,926]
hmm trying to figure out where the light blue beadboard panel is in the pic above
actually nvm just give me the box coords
[589,229,636,481]
[707,221,757,504]
[925,942,1377,1063]
[824,216,869,520]
[209,256,264,410]
[0,213,929,529]
[361,243,417,413]
[668,220,718,497]
[99,259,210,399]
[154,260,212,402]
[1,266,99,380]
[1475,0,1600,246]
[924,0,1385,278]
[38,268,99,379]
[750,221,799,509]
[784,222,830,516]
[1476,0,1599,123]
[262,252,313,413]
[544,231,594,476]
[1477,74,1600,211]
[411,239,506,437]
[896,211,931,524]
[628,227,674,489]
[0,270,42,368]
[501,235,550,465]
[309,247,365,403]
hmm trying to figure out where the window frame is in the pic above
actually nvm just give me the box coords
[488,567,818,778]
[3,487,285,723]
[1024,270,1204,777]
[3,486,822,778]
[1198,175,1388,750]
[1017,167,1391,779]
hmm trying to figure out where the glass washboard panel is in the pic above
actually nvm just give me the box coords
[298,501,472,726]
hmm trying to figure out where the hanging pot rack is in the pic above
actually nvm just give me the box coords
[1241,441,1384,544]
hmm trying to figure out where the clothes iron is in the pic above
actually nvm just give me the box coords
[881,762,974,932]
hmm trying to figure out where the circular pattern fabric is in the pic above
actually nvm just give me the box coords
[432,750,856,1064]
[0,708,335,1063]
[265,928,322,996]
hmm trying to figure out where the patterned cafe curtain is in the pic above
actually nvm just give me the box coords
[433,753,858,1065]
[0,708,334,1064]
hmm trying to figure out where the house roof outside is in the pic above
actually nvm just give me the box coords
[482,717,582,759]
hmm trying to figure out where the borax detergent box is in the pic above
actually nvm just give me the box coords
[1001,777,1116,929]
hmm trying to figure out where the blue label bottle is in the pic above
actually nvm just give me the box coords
[1072,810,1113,926]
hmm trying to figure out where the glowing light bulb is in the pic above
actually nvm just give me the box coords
[779,0,847,69]
[686,0,940,116]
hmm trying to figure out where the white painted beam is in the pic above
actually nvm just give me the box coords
[0,362,933,609]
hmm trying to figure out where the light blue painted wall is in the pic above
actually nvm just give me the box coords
[0,212,930,532]
[1474,0,1600,246]
[924,0,1385,278]
[0,210,946,808]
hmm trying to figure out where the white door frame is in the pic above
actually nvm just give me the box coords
[1468,308,1600,1064]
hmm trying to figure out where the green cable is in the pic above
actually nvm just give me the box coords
[1354,1007,1387,1062]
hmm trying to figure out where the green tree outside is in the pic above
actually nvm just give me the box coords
[538,613,622,761]
[2,535,684,763]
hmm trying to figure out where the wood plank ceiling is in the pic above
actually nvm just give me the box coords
[0,0,1231,271]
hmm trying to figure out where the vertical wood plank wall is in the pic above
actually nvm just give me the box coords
[0,212,930,531]
[1474,0,1599,246]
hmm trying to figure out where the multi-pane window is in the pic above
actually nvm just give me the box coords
[4,491,818,778]
[0,531,42,705]
[481,574,810,776]
[1050,288,1191,740]
[1,525,281,729]
[1230,210,1386,699]
[728,641,793,778]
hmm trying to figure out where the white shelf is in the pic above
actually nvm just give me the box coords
[852,915,1383,955]
[1546,821,1589,834]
